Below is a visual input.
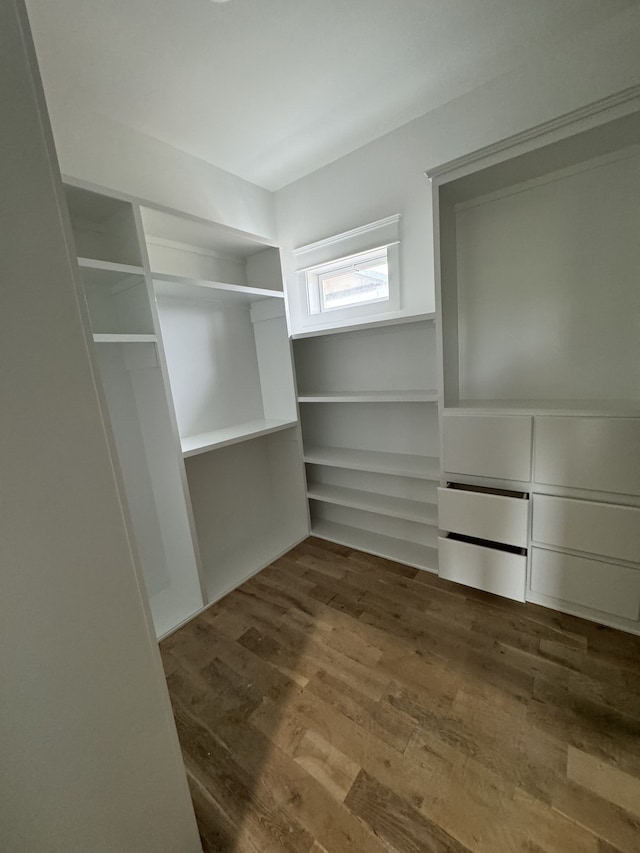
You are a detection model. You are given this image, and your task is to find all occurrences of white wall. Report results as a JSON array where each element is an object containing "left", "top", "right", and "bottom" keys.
[
  {"left": 48, "top": 101, "right": 277, "bottom": 243},
  {"left": 275, "top": 4, "right": 640, "bottom": 330},
  {"left": 0, "top": 4, "right": 201, "bottom": 851}
]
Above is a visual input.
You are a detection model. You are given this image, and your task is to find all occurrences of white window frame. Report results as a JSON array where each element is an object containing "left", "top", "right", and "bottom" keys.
[
  {"left": 292, "top": 215, "right": 402, "bottom": 331},
  {"left": 305, "top": 246, "right": 392, "bottom": 316}
]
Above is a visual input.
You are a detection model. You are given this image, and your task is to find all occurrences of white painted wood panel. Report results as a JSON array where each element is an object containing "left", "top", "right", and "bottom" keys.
[
  {"left": 532, "top": 494, "right": 640, "bottom": 564},
  {"left": 455, "top": 149, "right": 640, "bottom": 404},
  {"left": 534, "top": 416, "right": 640, "bottom": 496},
  {"left": 185, "top": 431, "right": 307, "bottom": 603},
  {"left": 311, "top": 519, "right": 439, "bottom": 573},
  {"left": 438, "top": 536, "right": 526, "bottom": 602},
  {"left": 530, "top": 547, "right": 640, "bottom": 620},
  {"left": 438, "top": 486, "right": 528, "bottom": 547},
  {"left": 95, "top": 344, "right": 204, "bottom": 637},
  {"left": 442, "top": 413, "right": 532, "bottom": 481},
  {"left": 293, "top": 320, "right": 436, "bottom": 396},
  {"left": 302, "top": 401, "right": 439, "bottom": 459}
]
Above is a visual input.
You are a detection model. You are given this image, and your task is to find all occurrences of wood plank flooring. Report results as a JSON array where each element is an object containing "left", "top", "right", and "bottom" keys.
[{"left": 160, "top": 537, "right": 640, "bottom": 853}]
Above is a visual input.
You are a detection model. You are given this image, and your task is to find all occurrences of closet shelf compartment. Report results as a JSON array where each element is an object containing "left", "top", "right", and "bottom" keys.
[
  {"left": 93, "top": 333, "right": 157, "bottom": 343},
  {"left": 307, "top": 482, "right": 437, "bottom": 524},
  {"left": 311, "top": 519, "right": 439, "bottom": 573},
  {"left": 181, "top": 418, "right": 298, "bottom": 457},
  {"left": 303, "top": 445, "right": 440, "bottom": 480},
  {"left": 298, "top": 390, "right": 437, "bottom": 403},
  {"left": 152, "top": 272, "right": 284, "bottom": 304}
]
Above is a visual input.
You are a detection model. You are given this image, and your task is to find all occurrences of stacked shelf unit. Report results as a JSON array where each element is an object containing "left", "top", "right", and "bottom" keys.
[
  {"left": 63, "top": 182, "right": 307, "bottom": 638},
  {"left": 292, "top": 316, "right": 440, "bottom": 571},
  {"left": 64, "top": 184, "right": 204, "bottom": 639},
  {"left": 430, "top": 99, "right": 640, "bottom": 632},
  {"left": 140, "top": 206, "right": 308, "bottom": 607}
]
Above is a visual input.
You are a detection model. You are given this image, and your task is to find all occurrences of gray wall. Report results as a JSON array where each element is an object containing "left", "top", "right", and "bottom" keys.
[{"left": 0, "top": 3, "right": 201, "bottom": 851}]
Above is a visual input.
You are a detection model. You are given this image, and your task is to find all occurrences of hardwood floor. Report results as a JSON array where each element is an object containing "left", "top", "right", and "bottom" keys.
[{"left": 160, "top": 537, "right": 640, "bottom": 853}]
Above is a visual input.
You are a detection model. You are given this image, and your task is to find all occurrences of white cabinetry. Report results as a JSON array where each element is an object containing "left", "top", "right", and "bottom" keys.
[
  {"left": 64, "top": 182, "right": 307, "bottom": 637},
  {"left": 293, "top": 317, "right": 440, "bottom": 571},
  {"left": 65, "top": 184, "right": 205, "bottom": 639},
  {"left": 429, "top": 101, "right": 640, "bottom": 633}
]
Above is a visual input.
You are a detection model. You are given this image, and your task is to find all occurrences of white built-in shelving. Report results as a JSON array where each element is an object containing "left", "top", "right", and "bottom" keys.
[
  {"left": 141, "top": 205, "right": 307, "bottom": 607},
  {"left": 181, "top": 418, "right": 298, "bottom": 457},
  {"left": 298, "top": 390, "right": 437, "bottom": 403},
  {"left": 311, "top": 519, "right": 439, "bottom": 573},
  {"left": 64, "top": 182, "right": 205, "bottom": 639},
  {"left": 303, "top": 445, "right": 440, "bottom": 480},
  {"left": 64, "top": 181, "right": 307, "bottom": 639},
  {"left": 294, "top": 317, "right": 440, "bottom": 571},
  {"left": 430, "top": 100, "right": 640, "bottom": 633}
]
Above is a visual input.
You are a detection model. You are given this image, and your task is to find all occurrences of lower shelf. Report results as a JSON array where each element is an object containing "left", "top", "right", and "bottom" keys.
[
  {"left": 303, "top": 444, "right": 439, "bottom": 480},
  {"left": 311, "top": 519, "right": 439, "bottom": 573},
  {"left": 307, "top": 482, "right": 436, "bottom": 524},
  {"left": 181, "top": 418, "right": 298, "bottom": 457}
]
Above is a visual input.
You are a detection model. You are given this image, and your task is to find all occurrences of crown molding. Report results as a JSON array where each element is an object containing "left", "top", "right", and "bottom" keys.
[
  {"left": 292, "top": 214, "right": 401, "bottom": 258},
  {"left": 425, "top": 84, "right": 640, "bottom": 183}
]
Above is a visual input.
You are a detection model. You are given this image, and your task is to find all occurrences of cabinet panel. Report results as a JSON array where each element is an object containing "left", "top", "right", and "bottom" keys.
[
  {"left": 442, "top": 413, "right": 532, "bottom": 481},
  {"left": 530, "top": 547, "right": 640, "bottom": 620},
  {"left": 438, "top": 536, "right": 526, "bottom": 602},
  {"left": 532, "top": 494, "right": 640, "bottom": 564},
  {"left": 534, "top": 416, "right": 640, "bottom": 496},
  {"left": 438, "top": 486, "right": 528, "bottom": 547}
]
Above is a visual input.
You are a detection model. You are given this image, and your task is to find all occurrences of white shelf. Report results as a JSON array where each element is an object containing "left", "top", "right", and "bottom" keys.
[
  {"left": 152, "top": 272, "right": 284, "bottom": 304},
  {"left": 307, "top": 482, "right": 437, "bottom": 524},
  {"left": 303, "top": 445, "right": 440, "bottom": 480},
  {"left": 93, "top": 333, "right": 157, "bottom": 343},
  {"left": 447, "top": 399, "right": 640, "bottom": 417},
  {"left": 291, "top": 312, "right": 436, "bottom": 339},
  {"left": 181, "top": 418, "right": 298, "bottom": 457},
  {"left": 311, "top": 519, "right": 439, "bottom": 573},
  {"left": 78, "top": 257, "right": 145, "bottom": 276},
  {"left": 298, "top": 390, "right": 437, "bottom": 403}
]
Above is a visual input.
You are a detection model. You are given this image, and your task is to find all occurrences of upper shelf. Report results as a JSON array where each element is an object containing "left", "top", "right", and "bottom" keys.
[
  {"left": 298, "top": 390, "right": 438, "bottom": 403},
  {"left": 152, "top": 273, "right": 284, "bottom": 305},
  {"left": 78, "top": 257, "right": 145, "bottom": 287},
  {"left": 181, "top": 418, "right": 298, "bottom": 458}
]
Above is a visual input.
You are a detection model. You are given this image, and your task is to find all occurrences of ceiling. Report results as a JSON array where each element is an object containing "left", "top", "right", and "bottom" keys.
[{"left": 26, "top": 0, "right": 638, "bottom": 191}]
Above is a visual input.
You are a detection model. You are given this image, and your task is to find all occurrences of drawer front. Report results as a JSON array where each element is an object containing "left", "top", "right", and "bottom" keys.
[
  {"left": 442, "top": 414, "right": 532, "bottom": 482},
  {"left": 438, "top": 536, "right": 526, "bottom": 602},
  {"left": 534, "top": 417, "right": 640, "bottom": 496},
  {"left": 438, "top": 486, "right": 528, "bottom": 547},
  {"left": 530, "top": 547, "right": 640, "bottom": 621},
  {"left": 532, "top": 494, "right": 640, "bottom": 564}
]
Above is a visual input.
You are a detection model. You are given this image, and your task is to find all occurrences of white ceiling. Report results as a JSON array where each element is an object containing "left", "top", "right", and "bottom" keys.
[{"left": 26, "top": 0, "right": 638, "bottom": 191}]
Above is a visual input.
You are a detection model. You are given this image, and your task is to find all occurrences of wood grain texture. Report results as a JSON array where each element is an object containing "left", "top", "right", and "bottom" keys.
[{"left": 161, "top": 536, "right": 640, "bottom": 852}]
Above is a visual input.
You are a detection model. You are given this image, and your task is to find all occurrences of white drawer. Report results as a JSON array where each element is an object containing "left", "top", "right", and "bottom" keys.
[
  {"left": 534, "top": 416, "right": 640, "bottom": 496},
  {"left": 438, "top": 536, "right": 526, "bottom": 602},
  {"left": 438, "top": 485, "right": 528, "bottom": 548},
  {"left": 530, "top": 547, "right": 640, "bottom": 621},
  {"left": 532, "top": 494, "right": 640, "bottom": 565},
  {"left": 442, "top": 413, "right": 532, "bottom": 482}
]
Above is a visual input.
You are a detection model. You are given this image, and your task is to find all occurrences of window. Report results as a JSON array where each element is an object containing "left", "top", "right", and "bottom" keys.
[
  {"left": 292, "top": 214, "right": 401, "bottom": 330},
  {"left": 306, "top": 247, "right": 390, "bottom": 315}
]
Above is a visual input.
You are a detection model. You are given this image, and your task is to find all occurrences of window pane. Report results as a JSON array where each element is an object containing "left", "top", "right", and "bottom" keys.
[{"left": 319, "top": 256, "right": 389, "bottom": 311}]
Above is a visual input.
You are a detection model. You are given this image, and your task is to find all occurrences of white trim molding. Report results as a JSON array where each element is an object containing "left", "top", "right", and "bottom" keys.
[
  {"left": 425, "top": 85, "right": 640, "bottom": 185},
  {"left": 292, "top": 214, "right": 401, "bottom": 271}
]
